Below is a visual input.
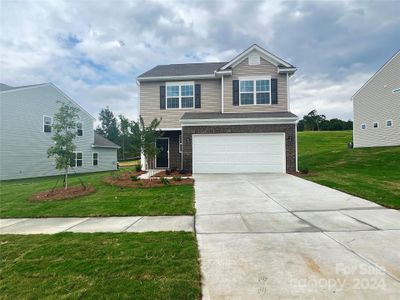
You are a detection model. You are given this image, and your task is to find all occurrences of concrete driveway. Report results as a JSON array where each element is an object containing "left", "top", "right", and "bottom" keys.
[{"left": 195, "top": 174, "right": 400, "bottom": 299}]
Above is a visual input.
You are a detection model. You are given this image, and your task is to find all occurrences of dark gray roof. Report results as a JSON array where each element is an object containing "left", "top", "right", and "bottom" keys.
[
  {"left": 0, "top": 83, "right": 48, "bottom": 92},
  {"left": 137, "top": 62, "right": 228, "bottom": 78},
  {"left": 0, "top": 83, "right": 14, "bottom": 91},
  {"left": 181, "top": 111, "right": 298, "bottom": 120},
  {"left": 93, "top": 132, "right": 120, "bottom": 149}
]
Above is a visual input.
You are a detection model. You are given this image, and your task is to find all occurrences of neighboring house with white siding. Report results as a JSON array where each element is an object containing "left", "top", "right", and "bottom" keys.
[
  {"left": 0, "top": 83, "right": 119, "bottom": 180},
  {"left": 352, "top": 51, "right": 400, "bottom": 148}
]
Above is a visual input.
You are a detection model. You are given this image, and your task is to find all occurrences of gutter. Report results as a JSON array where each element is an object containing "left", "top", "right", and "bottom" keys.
[
  {"left": 181, "top": 117, "right": 298, "bottom": 127},
  {"left": 137, "top": 74, "right": 217, "bottom": 82}
]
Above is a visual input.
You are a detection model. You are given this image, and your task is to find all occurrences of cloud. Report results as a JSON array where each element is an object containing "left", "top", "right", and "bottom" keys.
[{"left": 1, "top": 0, "right": 399, "bottom": 121}]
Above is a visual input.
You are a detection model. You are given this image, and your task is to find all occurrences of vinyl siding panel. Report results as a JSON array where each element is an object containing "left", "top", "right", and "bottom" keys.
[
  {"left": 353, "top": 53, "right": 400, "bottom": 147},
  {"left": 0, "top": 85, "right": 117, "bottom": 180},
  {"left": 140, "top": 79, "right": 221, "bottom": 128},
  {"left": 223, "top": 55, "right": 288, "bottom": 112}
]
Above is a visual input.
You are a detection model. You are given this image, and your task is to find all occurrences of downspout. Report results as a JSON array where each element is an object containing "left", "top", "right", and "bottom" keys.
[
  {"left": 221, "top": 75, "right": 224, "bottom": 113},
  {"left": 137, "top": 79, "right": 146, "bottom": 171},
  {"left": 287, "top": 73, "right": 290, "bottom": 111}
]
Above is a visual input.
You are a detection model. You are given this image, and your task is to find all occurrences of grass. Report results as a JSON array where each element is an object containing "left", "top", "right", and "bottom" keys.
[
  {"left": 0, "top": 232, "right": 201, "bottom": 299},
  {"left": 0, "top": 169, "right": 195, "bottom": 218},
  {"left": 298, "top": 130, "right": 400, "bottom": 208}
]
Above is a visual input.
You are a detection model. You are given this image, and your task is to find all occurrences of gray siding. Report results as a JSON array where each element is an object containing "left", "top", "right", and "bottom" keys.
[
  {"left": 0, "top": 84, "right": 117, "bottom": 180},
  {"left": 353, "top": 52, "right": 400, "bottom": 148},
  {"left": 223, "top": 54, "right": 288, "bottom": 112},
  {"left": 140, "top": 79, "right": 221, "bottom": 128}
]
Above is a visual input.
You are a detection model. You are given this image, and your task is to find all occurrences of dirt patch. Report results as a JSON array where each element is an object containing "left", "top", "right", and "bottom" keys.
[
  {"left": 302, "top": 255, "right": 322, "bottom": 274},
  {"left": 104, "top": 171, "right": 193, "bottom": 188},
  {"left": 30, "top": 185, "right": 95, "bottom": 202},
  {"left": 288, "top": 171, "right": 317, "bottom": 178},
  {"left": 152, "top": 170, "right": 192, "bottom": 177}
]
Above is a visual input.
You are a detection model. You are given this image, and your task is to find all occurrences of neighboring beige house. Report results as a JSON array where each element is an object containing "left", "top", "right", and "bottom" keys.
[
  {"left": 352, "top": 51, "right": 400, "bottom": 148},
  {"left": 0, "top": 83, "right": 119, "bottom": 180},
  {"left": 137, "top": 44, "right": 298, "bottom": 173}
]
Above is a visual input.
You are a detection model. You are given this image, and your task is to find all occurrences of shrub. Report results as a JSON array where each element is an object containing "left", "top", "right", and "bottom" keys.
[
  {"left": 130, "top": 175, "right": 139, "bottom": 181},
  {"left": 179, "top": 168, "right": 188, "bottom": 175},
  {"left": 134, "top": 164, "right": 142, "bottom": 172},
  {"left": 111, "top": 171, "right": 121, "bottom": 179},
  {"left": 299, "top": 166, "right": 309, "bottom": 174},
  {"left": 172, "top": 176, "right": 182, "bottom": 181},
  {"left": 165, "top": 168, "right": 171, "bottom": 175},
  {"left": 160, "top": 177, "right": 170, "bottom": 185}
]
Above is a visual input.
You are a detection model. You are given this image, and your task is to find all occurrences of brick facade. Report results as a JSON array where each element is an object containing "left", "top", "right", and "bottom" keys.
[{"left": 182, "top": 124, "right": 297, "bottom": 172}]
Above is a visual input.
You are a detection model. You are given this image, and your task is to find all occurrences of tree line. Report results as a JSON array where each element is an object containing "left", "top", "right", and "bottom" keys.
[{"left": 297, "top": 110, "right": 353, "bottom": 131}]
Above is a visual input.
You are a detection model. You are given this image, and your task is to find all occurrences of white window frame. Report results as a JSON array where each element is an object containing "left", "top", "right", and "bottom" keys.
[
  {"left": 43, "top": 115, "right": 53, "bottom": 133},
  {"left": 179, "top": 135, "right": 183, "bottom": 153},
  {"left": 70, "top": 151, "right": 83, "bottom": 168},
  {"left": 239, "top": 76, "right": 271, "bottom": 106},
  {"left": 373, "top": 122, "right": 379, "bottom": 128},
  {"left": 92, "top": 152, "right": 99, "bottom": 166},
  {"left": 166, "top": 81, "right": 195, "bottom": 110},
  {"left": 386, "top": 119, "right": 393, "bottom": 128},
  {"left": 361, "top": 123, "right": 367, "bottom": 130},
  {"left": 76, "top": 121, "right": 83, "bottom": 136}
]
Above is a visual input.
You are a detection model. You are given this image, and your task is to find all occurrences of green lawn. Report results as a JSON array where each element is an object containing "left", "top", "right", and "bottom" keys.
[
  {"left": 298, "top": 130, "right": 400, "bottom": 208},
  {"left": 0, "top": 170, "right": 195, "bottom": 218},
  {"left": 0, "top": 232, "right": 201, "bottom": 299}
]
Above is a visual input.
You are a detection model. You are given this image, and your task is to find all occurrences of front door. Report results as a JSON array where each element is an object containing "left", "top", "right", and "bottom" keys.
[{"left": 156, "top": 138, "right": 169, "bottom": 168}]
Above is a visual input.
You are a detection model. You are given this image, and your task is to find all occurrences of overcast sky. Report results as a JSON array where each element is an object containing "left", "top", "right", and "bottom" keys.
[{"left": 1, "top": 0, "right": 399, "bottom": 121}]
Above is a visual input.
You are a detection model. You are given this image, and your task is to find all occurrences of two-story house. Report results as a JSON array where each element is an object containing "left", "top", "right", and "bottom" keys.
[
  {"left": 138, "top": 44, "right": 298, "bottom": 173},
  {"left": 352, "top": 50, "right": 400, "bottom": 148},
  {"left": 0, "top": 83, "right": 119, "bottom": 180}
]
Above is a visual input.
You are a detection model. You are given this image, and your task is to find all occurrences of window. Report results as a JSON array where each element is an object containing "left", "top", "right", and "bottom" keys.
[
  {"left": 179, "top": 135, "right": 183, "bottom": 153},
  {"left": 239, "top": 78, "right": 270, "bottom": 105},
  {"left": 361, "top": 123, "right": 367, "bottom": 130},
  {"left": 77, "top": 122, "right": 83, "bottom": 136},
  {"left": 92, "top": 152, "right": 98, "bottom": 166},
  {"left": 392, "top": 87, "right": 400, "bottom": 94},
  {"left": 166, "top": 82, "right": 194, "bottom": 109},
  {"left": 70, "top": 152, "right": 83, "bottom": 167},
  {"left": 373, "top": 122, "right": 379, "bottom": 128},
  {"left": 386, "top": 119, "right": 393, "bottom": 128},
  {"left": 43, "top": 116, "right": 52, "bottom": 133}
]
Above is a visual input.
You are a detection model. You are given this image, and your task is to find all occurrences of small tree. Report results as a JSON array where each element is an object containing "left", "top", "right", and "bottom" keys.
[
  {"left": 303, "top": 109, "right": 326, "bottom": 131},
  {"left": 131, "top": 116, "right": 162, "bottom": 172},
  {"left": 119, "top": 114, "right": 130, "bottom": 160},
  {"left": 47, "top": 102, "right": 79, "bottom": 189}
]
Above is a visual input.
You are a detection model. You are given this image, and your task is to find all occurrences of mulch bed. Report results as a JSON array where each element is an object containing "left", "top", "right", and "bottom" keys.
[
  {"left": 152, "top": 170, "right": 192, "bottom": 177},
  {"left": 104, "top": 171, "right": 194, "bottom": 188},
  {"left": 30, "top": 185, "right": 95, "bottom": 202}
]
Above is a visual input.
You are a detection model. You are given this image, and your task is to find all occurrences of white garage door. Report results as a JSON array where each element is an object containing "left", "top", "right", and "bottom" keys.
[{"left": 193, "top": 133, "right": 286, "bottom": 173}]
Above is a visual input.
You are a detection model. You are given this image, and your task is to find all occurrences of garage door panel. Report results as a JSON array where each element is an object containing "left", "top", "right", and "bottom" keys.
[{"left": 193, "top": 133, "right": 285, "bottom": 173}]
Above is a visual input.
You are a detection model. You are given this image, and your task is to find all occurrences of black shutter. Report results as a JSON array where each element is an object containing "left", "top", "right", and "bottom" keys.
[
  {"left": 195, "top": 84, "right": 201, "bottom": 108},
  {"left": 160, "top": 85, "right": 166, "bottom": 109},
  {"left": 232, "top": 80, "right": 239, "bottom": 106},
  {"left": 271, "top": 78, "right": 278, "bottom": 104}
]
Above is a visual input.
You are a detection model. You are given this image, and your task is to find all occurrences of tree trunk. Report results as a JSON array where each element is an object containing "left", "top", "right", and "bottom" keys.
[{"left": 64, "top": 167, "right": 68, "bottom": 190}]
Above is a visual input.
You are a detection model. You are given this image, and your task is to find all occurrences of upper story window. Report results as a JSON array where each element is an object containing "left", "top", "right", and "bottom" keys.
[
  {"left": 166, "top": 82, "right": 194, "bottom": 109},
  {"left": 239, "top": 77, "right": 270, "bottom": 105},
  {"left": 43, "top": 116, "right": 52, "bottom": 133},
  {"left": 373, "top": 122, "right": 379, "bottom": 128},
  {"left": 76, "top": 121, "right": 83, "bottom": 136},
  {"left": 361, "top": 123, "right": 367, "bottom": 130},
  {"left": 386, "top": 119, "right": 393, "bottom": 128}
]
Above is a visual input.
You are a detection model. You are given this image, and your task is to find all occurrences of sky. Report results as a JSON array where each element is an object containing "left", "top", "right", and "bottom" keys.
[{"left": 1, "top": 0, "right": 399, "bottom": 122}]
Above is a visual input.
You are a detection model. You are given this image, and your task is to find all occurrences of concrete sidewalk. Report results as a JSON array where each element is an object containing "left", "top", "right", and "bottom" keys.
[{"left": 0, "top": 216, "right": 194, "bottom": 234}]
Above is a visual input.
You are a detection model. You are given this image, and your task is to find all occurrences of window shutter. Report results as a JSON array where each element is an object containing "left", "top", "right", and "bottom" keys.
[
  {"left": 232, "top": 80, "right": 239, "bottom": 106},
  {"left": 195, "top": 84, "right": 201, "bottom": 108},
  {"left": 160, "top": 85, "right": 166, "bottom": 109},
  {"left": 271, "top": 78, "right": 278, "bottom": 104}
]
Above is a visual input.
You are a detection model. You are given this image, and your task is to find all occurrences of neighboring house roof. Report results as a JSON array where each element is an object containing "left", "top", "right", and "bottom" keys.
[
  {"left": 181, "top": 111, "right": 298, "bottom": 120},
  {"left": 351, "top": 50, "right": 400, "bottom": 100},
  {"left": 137, "top": 44, "right": 296, "bottom": 81},
  {"left": 0, "top": 82, "right": 95, "bottom": 120},
  {"left": 93, "top": 132, "right": 120, "bottom": 149}
]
